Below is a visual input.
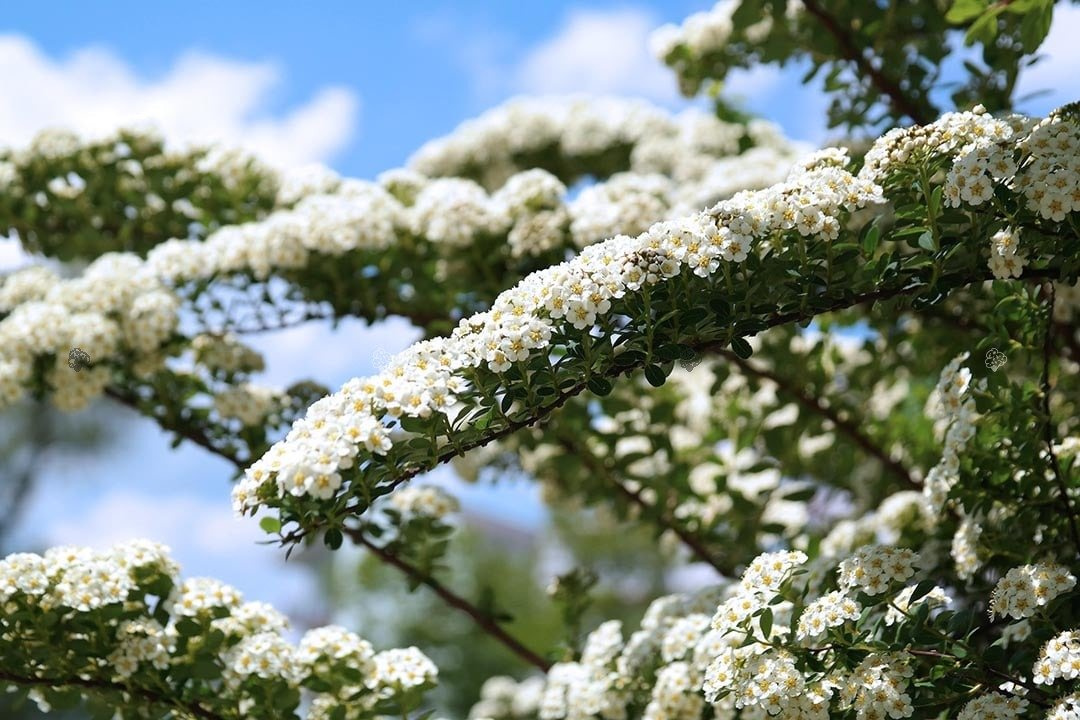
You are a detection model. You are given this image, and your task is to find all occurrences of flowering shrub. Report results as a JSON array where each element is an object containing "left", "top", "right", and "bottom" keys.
[
  {"left": 1, "top": 1, "right": 1079, "bottom": 718},
  {"left": 0, "top": 540, "right": 437, "bottom": 719}
]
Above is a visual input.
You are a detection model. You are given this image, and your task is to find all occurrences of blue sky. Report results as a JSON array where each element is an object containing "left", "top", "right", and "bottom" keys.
[
  {"left": 2, "top": 1, "right": 1079, "bottom": 619},
  {"left": 3, "top": 1, "right": 716, "bottom": 176}
]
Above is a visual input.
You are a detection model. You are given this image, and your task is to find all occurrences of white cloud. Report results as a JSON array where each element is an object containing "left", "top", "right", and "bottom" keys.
[
  {"left": 417, "top": 7, "right": 827, "bottom": 142},
  {"left": 1015, "top": 3, "right": 1080, "bottom": 114},
  {"left": 0, "top": 34, "right": 360, "bottom": 168},
  {"left": 514, "top": 8, "right": 680, "bottom": 103}
]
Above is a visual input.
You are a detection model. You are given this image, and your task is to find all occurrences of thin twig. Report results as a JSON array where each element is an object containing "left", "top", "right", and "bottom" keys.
[
  {"left": 103, "top": 387, "right": 244, "bottom": 467},
  {"left": 343, "top": 527, "right": 552, "bottom": 672},
  {"left": 107, "top": 387, "right": 552, "bottom": 673},
  {"left": 0, "top": 670, "right": 223, "bottom": 720},
  {"left": 716, "top": 349, "right": 919, "bottom": 490},
  {"left": 553, "top": 432, "right": 735, "bottom": 576},
  {"left": 904, "top": 649, "right": 1049, "bottom": 705},
  {"left": 800, "top": 0, "right": 933, "bottom": 125},
  {"left": 1040, "top": 283, "right": 1080, "bottom": 553}
]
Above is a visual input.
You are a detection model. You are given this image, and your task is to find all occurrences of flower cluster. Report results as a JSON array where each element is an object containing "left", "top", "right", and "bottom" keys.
[
  {"left": 862, "top": 106, "right": 1013, "bottom": 180},
  {"left": 407, "top": 96, "right": 780, "bottom": 189},
  {"left": 923, "top": 352, "right": 982, "bottom": 514},
  {"left": 702, "top": 551, "right": 809, "bottom": 712},
  {"left": 884, "top": 584, "right": 952, "bottom": 626},
  {"left": 469, "top": 676, "right": 546, "bottom": 720},
  {"left": 236, "top": 132, "right": 891, "bottom": 519},
  {"left": 1048, "top": 692, "right": 1080, "bottom": 720},
  {"left": 469, "top": 530, "right": 1067, "bottom": 720},
  {"left": 837, "top": 545, "right": 919, "bottom": 595},
  {"left": 989, "top": 563, "right": 1077, "bottom": 620},
  {"left": 837, "top": 653, "right": 915, "bottom": 720},
  {"left": 214, "top": 382, "right": 287, "bottom": 427},
  {"left": 988, "top": 227, "right": 1026, "bottom": 280},
  {"left": 956, "top": 692, "right": 1028, "bottom": 720},
  {"left": 1033, "top": 630, "right": 1080, "bottom": 685},
  {"left": 0, "top": 540, "right": 438, "bottom": 719},
  {"left": 0, "top": 126, "right": 281, "bottom": 260},
  {"left": 648, "top": 2, "right": 793, "bottom": 86},
  {"left": 370, "top": 646, "right": 439, "bottom": 695},
  {"left": 1014, "top": 114, "right": 1080, "bottom": 222},
  {"left": 389, "top": 485, "right": 460, "bottom": 519},
  {"left": 0, "top": 255, "right": 180, "bottom": 410},
  {"left": 796, "top": 590, "right": 861, "bottom": 641},
  {"left": 539, "top": 620, "right": 629, "bottom": 720},
  {"left": 192, "top": 332, "right": 267, "bottom": 374},
  {"left": 819, "top": 491, "right": 931, "bottom": 560}
]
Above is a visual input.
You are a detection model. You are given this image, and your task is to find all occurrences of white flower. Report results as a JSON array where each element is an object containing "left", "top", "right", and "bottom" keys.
[
  {"left": 837, "top": 545, "right": 919, "bottom": 595},
  {"left": 1033, "top": 630, "right": 1080, "bottom": 685},
  {"left": 370, "top": 646, "right": 439, "bottom": 694},
  {"left": 796, "top": 590, "right": 861, "bottom": 640},
  {"left": 956, "top": 692, "right": 1028, "bottom": 720},
  {"left": 990, "top": 563, "right": 1076, "bottom": 620}
]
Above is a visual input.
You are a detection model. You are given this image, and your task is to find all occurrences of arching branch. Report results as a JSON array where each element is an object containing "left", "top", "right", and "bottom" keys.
[
  {"left": 103, "top": 384, "right": 551, "bottom": 673},
  {"left": 316, "top": 266, "right": 1059, "bottom": 533}
]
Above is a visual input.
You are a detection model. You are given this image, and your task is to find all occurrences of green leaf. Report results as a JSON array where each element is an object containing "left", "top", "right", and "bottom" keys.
[
  {"left": 259, "top": 516, "right": 281, "bottom": 534},
  {"left": 324, "top": 528, "right": 343, "bottom": 550},
  {"left": 191, "top": 659, "right": 222, "bottom": 679},
  {"left": 782, "top": 486, "right": 817, "bottom": 502},
  {"left": 587, "top": 377, "right": 613, "bottom": 396},
  {"left": 644, "top": 364, "right": 667, "bottom": 387},
  {"left": 175, "top": 617, "right": 202, "bottom": 637},
  {"left": 474, "top": 408, "right": 494, "bottom": 430},
  {"left": 730, "top": 337, "right": 753, "bottom": 359},
  {"left": 909, "top": 580, "right": 938, "bottom": 603},
  {"left": 1019, "top": 2, "right": 1053, "bottom": 52},
  {"left": 966, "top": 7, "right": 1003, "bottom": 45},
  {"left": 759, "top": 607, "right": 773, "bottom": 638},
  {"left": 946, "top": 0, "right": 989, "bottom": 24}
]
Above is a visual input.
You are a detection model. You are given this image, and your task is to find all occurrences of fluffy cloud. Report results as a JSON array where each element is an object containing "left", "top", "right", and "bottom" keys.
[
  {"left": 0, "top": 34, "right": 359, "bottom": 168},
  {"left": 514, "top": 8, "right": 681, "bottom": 103}
]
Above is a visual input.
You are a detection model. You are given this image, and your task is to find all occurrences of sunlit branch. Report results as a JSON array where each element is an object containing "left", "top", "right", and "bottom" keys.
[{"left": 343, "top": 526, "right": 552, "bottom": 672}]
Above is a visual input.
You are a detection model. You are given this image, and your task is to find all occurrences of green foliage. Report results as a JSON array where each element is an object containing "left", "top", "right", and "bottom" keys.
[{"left": 0, "top": 129, "right": 279, "bottom": 261}]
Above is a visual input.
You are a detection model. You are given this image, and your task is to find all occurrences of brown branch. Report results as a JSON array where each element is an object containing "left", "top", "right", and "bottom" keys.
[
  {"left": 104, "top": 387, "right": 553, "bottom": 675},
  {"left": 103, "top": 387, "right": 244, "bottom": 468},
  {"left": 342, "top": 527, "right": 551, "bottom": 672},
  {"left": 904, "top": 649, "right": 1050, "bottom": 706},
  {"left": 552, "top": 432, "right": 735, "bottom": 576},
  {"left": 714, "top": 349, "right": 919, "bottom": 491},
  {"left": 0, "top": 670, "right": 224, "bottom": 720},
  {"left": 800, "top": 0, "right": 933, "bottom": 125},
  {"left": 1040, "top": 283, "right": 1080, "bottom": 553}
]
